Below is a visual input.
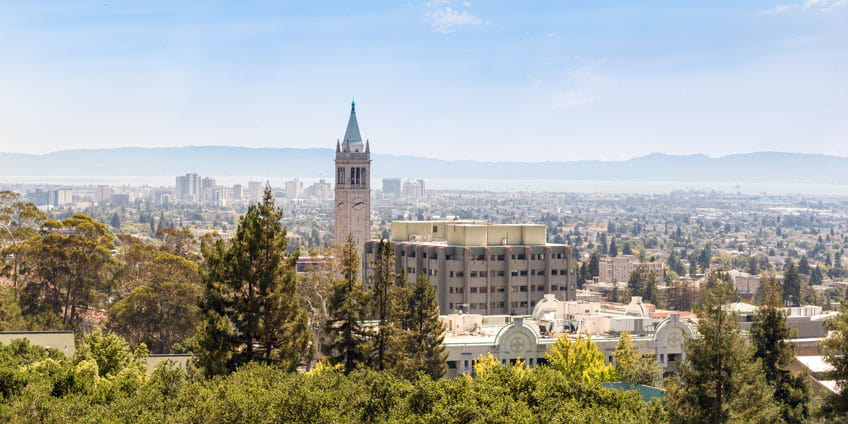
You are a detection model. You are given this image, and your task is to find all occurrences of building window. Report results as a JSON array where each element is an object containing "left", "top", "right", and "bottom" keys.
[
  {"left": 520, "top": 270, "right": 528, "bottom": 276},
  {"left": 447, "top": 361, "right": 457, "bottom": 369}
]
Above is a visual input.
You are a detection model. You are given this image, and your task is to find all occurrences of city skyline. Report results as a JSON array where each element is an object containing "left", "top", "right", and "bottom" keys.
[{"left": 1, "top": 1, "right": 846, "bottom": 161}]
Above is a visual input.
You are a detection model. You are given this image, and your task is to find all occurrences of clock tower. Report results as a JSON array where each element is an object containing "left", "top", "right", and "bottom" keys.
[{"left": 334, "top": 101, "right": 371, "bottom": 253}]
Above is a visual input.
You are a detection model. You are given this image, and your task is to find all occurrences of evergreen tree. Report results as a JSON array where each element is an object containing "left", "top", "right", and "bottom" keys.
[
  {"left": 622, "top": 241, "right": 633, "bottom": 256},
  {"left": 750, "top": 274, "right": 810, "bottom": 424},
  {"left": 810, "top": 266, "right": 824, "bottom": 285},
  {"left": 598, "top": 233, "right": 608, "bottom": 255},
  {"left": 398, "top": 273, "right": 447, "bottom": 380},
  {"left": 798, "top": 256, "right": 810, "bottom": 275},
  {"left": 666, "top": 274, "right": 780, "bottom": 424},
  {"left": 667, "top": 278, "right": 694, "bottom": 312},
  {"left": 369, "top": 238, "right": 402, "bottom": 371},
  {"left": 614, "top": 332, "right": 662, "bottom": 386},
  {"left": 822, "top": 301, "right": 848, "bottom": 420},
  {"left": 588, "top": 252, "right": 600, "bottom": 278},
  {"left": 783, "top": 263, "right": 801, "bottom": 306},
  {"left": 109, "top": 213, "right": 121, "bottom": 229},
  {"left": 608, "top": 237, "right": 618, "bottom": 257},
  {"left": 323, "top": 235, "right": 369, "bottom": 374},
  {"left": 197, "top": 187, "right": 312, "bottom": 375}
]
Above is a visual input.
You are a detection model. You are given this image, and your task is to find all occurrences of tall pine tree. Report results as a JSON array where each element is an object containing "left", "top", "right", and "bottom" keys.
[
  {"left": 197, "top": 186, "right": 312, "bottom": 375},
  {"left": 323, "top": 235, "right": 370, "bottom": 374},
  {"left": 783, "top": 262, "right": 801, "bottom": 307},
  {"left": 750, "top": 274, "right": 810, "bottom": 424},
  {"left": 400, "top": 272, "right": 447, "bottom": 380},
  {"left": 666, "top": 274, "right": 780, "bottom": 424},
  {"left": 369, "top": 238, "right": 402, "bottom": 371}
]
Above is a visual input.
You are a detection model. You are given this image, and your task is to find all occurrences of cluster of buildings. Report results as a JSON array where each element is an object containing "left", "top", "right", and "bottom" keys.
[
  {"left": 175, "top": 174, "right": 332, "bottom": 206},
  {"left": 381, "top": 178, "right": 426, "bottom": 199}
]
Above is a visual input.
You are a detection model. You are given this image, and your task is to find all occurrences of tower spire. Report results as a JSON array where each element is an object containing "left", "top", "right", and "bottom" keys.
[{"left": 342, "top": 100, "right": 362, "bottom": 148}]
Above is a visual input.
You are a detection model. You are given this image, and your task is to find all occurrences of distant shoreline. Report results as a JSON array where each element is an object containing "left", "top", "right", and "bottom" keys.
[{"left": 2, "top": 176, "right": 847, "bottom": 196}]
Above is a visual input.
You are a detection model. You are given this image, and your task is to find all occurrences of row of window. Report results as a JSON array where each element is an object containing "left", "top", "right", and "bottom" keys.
[
  {"left": 451, "top": 284, "right": 568, "bottom": 294},
  {"left": 401, "top": 252, "right": 569, "bottom": 261},
  {"left": 447, "top": 357, "right": 550, "bottom": 371},
  {"left": 446, "top": 269, "right": 570, "bottom": 278}
]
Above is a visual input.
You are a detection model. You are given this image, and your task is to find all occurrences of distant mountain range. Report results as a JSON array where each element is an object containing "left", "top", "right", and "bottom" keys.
[{"left": 0, "top": 147, "right": 846, "bottom": 184}]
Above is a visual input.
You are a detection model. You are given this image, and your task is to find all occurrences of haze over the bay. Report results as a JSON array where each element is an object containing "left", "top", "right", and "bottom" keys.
[{"left": 1, "top": 1, "right": 847, "bottom": 162}]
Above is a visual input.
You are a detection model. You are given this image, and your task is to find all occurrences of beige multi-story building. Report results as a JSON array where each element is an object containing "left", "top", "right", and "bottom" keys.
[
  {"left": 334, "top": 101, "right": 371, "bottom": 254},
  {"left": 365, "top": 220, "right": 577, "bottom": 315},
  {"left": 598, "top": 255, "right": 663, "bottom": 284}
]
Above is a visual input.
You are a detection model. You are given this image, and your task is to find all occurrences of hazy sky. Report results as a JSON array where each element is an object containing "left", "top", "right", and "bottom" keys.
[{"left": 0, "top": 0, "right": 846, "bottom": 162}]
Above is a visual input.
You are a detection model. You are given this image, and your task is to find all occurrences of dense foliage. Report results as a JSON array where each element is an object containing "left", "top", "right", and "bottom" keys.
[{"left": 0, "top": 337, "right": 664, "bottom": 424}]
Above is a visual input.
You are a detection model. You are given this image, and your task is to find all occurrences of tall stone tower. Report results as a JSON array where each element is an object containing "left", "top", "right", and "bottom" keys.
[{"left": 334, "top": 101, "right": 371, "bottom": 252}]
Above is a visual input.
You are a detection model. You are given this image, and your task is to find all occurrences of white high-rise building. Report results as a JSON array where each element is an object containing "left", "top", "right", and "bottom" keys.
[
  {"left": 175, "top": 173, "right": 201, "bottom": 203},
  {"left": 248, "top": 181, "right": 263, "bottom": 203},
  {"left": 285, "top": 178, "right": 303, "bottom": 199}
]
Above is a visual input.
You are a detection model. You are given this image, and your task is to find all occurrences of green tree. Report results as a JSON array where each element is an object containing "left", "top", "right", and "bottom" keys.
[
  {"left": 0, "top": 287, "right": 25, "bottom": 331},
  {"left": 20, "top": 214, "right": 115, "bottom": 330},
  {"left": 609, "top": 237, "right": 618, "bottom": 257},
  {"left": 614, "top": 332, "right": 662, "bottom": 386},
  {"left": 822, "top": 301, "right": 848, "bottom": 421},
  {"left": 323, "top": 235, "right": 370, "bottom": 374},
  {"left": 798, "top": 256, "right": 810, "bottom": 275},
  {"left": 398, "top": 272, "right": 447, "bottom": 380},
  {"left": 783, "top": 263, "right": 801, "bottom": 306},
  {"left": 666, "top": 274, "right": 780, "bottom": 424},
  {"left": 750, "top": 274, "right": 810, "bottom": 424},
  {"left": 588, "top": 252, "right": 600, "bottom": 278},
  {"left": 107, "top": 253, "right": 202, "bottom": 354},
  {"left": 196, "top": 187, "right": 312, "bottom": 375},
  {"left": 369, "top": 238, "right": 404, "bottom": 371},
  {"left": 546, "top": 334, "right": 616, "bottom": 384},
  {"left": 0, "top": 192, "right": 45, "bottom": 292}
]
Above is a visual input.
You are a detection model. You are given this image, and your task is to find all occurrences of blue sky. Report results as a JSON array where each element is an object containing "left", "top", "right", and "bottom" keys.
[{"left": 0, "top": 0, "right": 846, "bottom": 161}]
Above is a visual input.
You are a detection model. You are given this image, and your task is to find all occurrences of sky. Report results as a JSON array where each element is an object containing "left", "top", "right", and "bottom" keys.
[{"left": 0, "top": 0, "right": 846, "bottom": 162}]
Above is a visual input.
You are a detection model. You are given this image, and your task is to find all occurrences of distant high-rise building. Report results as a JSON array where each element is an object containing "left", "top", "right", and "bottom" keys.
[
  {"left": 175, "top": 173, "right": 201, "bottom": 203},
  {"left": 26, "top": 189, "right": 49, "bottom": 206},
  {"left": 248, "top": 181, "right": 263, "bottom": 203},
  {"left": 402, "top": 179, "right": 423, "bottom": 199},
  {"left": 49, "top": 188, "right": 73, "bottom": 207},
  {"left": 232, "top": 184, "right": 244, "bottom": 201},
  {"left": 382, "top": 178, "right": 401, "bottom": 198},
  {"left": 95, "top": 185, "right": 112, "bottom": 204},
  {"left": 201, "top": 177, "right": 217, "bottom": 202},
  {"left": 305, "top": 179, "right": 332, "bottom": 201},
  {"left": 334, "top": 101, "right": 371, "bottom": 252},
  {"left": 285, "top": 178, "right": 304, "bottom": 199}
]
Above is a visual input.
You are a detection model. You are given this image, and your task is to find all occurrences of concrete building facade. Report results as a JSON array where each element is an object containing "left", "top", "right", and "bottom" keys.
[
  {"left": 440, "top": 295, "right": 694, "bottom": 378},
  {"left": 365, "top": 220, "right": 577, "bottom": 315},
  {"left": 334, "top": 101, "right": 372, "bottom": 252},
  {"left": 598, "top": 255, "right": 663, "bottom": 284}
]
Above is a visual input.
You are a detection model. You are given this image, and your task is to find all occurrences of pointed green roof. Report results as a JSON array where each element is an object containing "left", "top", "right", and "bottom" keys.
[{"left": 342, "top": 101, "right": 362, "bottom": 145}]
